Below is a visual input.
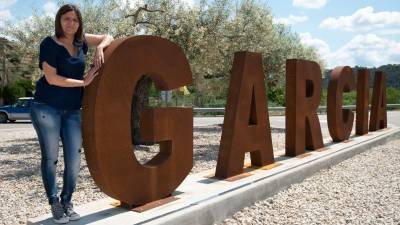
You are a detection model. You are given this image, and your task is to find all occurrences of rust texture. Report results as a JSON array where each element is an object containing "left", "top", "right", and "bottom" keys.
[
  {"left": 355, "top": 69, "right": 369, "bottom": 135},
  {"left": 131, "top": 196, "right": 179, "bottom": 213},
  {"left": 327, "top": 66, "right": 355, "bottom": 142},
  {"left": 369, "top": 71, "right": 387, "bottom": 131},
  {"left": 215, "top": 51, "right": 274, "bottom": 178},
  {"left": 82, "top": 36, "right": 193, "bottom": 206},
  {"left": 285, "top": 59, "right": 324, "bottom": 156}
]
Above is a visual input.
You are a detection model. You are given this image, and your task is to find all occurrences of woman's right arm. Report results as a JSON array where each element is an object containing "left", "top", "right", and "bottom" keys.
[{"left": 42, "top": 61, "right": 98, "bottom": 87}]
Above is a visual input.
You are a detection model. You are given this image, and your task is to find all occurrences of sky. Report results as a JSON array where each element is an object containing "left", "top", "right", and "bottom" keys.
[{"left": 1, "top": 0, "right": 400, "bottom": 69}]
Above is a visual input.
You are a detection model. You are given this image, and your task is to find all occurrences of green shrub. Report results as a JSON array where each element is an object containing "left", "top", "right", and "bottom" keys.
[
  {"left": 387, "top": 88, "right": 400, "bottom": 104},
  {"left": 267, "top": 86, "right": 285, "bottom": 106},
  {"left": 320, "top": 88, "right": 400, "bottom": 106},
  {"left": 148, "top": 82, "right": 160, "bottom": 99},
  {"left": 342, "top": 91, "right": 357, "bottom": 105},
  {"left": 14, "top": 79, "right": 35, "bottom": 97},
  {"left": 2, "top": 84, "right": 26, "bottom": 105},
  {"left": 1, "top": 79, "right": 36, "bottom": 105}
]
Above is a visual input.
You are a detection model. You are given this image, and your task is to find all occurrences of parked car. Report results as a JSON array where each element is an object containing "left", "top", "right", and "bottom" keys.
[{"left": 0, "top": 97, "right": 34, "bottom": 123}]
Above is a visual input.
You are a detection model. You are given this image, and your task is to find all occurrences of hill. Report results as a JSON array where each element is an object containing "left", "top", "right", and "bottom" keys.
[{"left": 323, "top": 64, "right": 400, "bottom": 88}]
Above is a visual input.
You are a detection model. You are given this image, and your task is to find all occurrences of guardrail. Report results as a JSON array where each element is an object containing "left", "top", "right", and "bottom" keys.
[{"left": 193, "top": 104, "right": 400, "bottom": 114}]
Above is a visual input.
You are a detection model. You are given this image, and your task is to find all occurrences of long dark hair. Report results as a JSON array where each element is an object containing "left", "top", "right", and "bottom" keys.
[{"left": 54, "top": 4, "right": 84, "bottom": 43}]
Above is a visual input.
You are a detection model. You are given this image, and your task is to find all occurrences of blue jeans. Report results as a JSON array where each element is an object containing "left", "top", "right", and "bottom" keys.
[{"left": 30, "top": 102, "right": 82, "bottom": 205}]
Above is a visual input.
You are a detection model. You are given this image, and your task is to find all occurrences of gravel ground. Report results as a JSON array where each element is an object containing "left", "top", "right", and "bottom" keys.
[
  {"left": 221, "top": 139, "right": 400, "bottom": 225},
  {"left": 0, "top": 125, "right": 291, "bottom": 224},
  {"left": 0, "top": 123, "right": 374, "bottom": 225}
]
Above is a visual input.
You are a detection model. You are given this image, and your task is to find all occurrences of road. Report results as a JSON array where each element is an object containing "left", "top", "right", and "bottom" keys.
[
  {"left": 1, "top": 111, "right": 399, "bottom": 130},
  {"left": 194, "top": 111, "right": 400, "bottom": 128}
]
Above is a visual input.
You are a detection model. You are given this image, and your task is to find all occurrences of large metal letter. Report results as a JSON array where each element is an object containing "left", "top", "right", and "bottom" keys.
[
  {"left": 369, "top": 71, "right": 387, "bottom": 131},
  {"left": 356, "top": 69, "right": 369, "bottom": 135},
  {"left": 327, "top": 66, "right": 355, "bottom": 142},
  {"left": 82, "top": 36, "right": 193, "bottom": 206},
  {"left": 285, "top": 59, "right": 323, "bottom": 156},
  {"left": 215, "top": 52, "right": 274, "bottom": 178}
]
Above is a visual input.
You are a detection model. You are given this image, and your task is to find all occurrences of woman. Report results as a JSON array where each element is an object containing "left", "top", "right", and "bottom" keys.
[{"left": 31, "top": 4, "right": 113, "bottom": 224}]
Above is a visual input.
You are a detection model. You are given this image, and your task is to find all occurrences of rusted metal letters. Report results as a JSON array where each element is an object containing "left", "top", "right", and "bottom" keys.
[
  {"left": 369, "top": 71, "right": 387, "bottom": 131},
  {"left": 356, "top": 69, "right": 369, "bottom": 135},
  {"left": 82, "top": 36, "right": 193, "bottom": 206},
  {"left": 215, "top": 52, "right": 274, "bottom": 178},
  {"left": 81, "top": 35, "right": 389, "bottom": 207},
  {"left": 327, "top": 66, "right": 355, "bottom": 142},
  {"left": 285, "top": 59, "right": 324, "bottom": 156}
]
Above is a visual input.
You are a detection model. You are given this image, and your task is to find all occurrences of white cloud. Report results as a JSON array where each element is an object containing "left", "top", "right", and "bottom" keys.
[
  {"left": 180, "top": 0, "right": 195, "bottom": 7},
  {"left": 0, "top": 0, "right": 16, "bottom": 27},
  {"left": 118, "top": 0, "right": 194, "bottom": 9},
  {"left": 274, "top": 15, "right": 308, "bottom": 25},
  {"left": 299, "top": 32, "right": 330, "bottom": 57},
  {"left": 328, "top": 34, "right": 400, "bottom": 68},
  {"left": 320, "top": 6, "right": 400, "bottom": 32},
  {"left": 0, "top": 9, "right": 12, "bottom": 27},
  {"left": 0, "top": 0, "right": 16, "bottom": 10},
  {"left": 43, "top": 1, "right": 57, "bottom": 17},
  {"left": 292, "top": 0, "right": 327, "bottom": 9},
  {"left": 377, "top": 28, "right": 400, "bottom": 36},
  {"left": 123, "top": 0, "right": 145, "bottom": 8},
  {"left": 0, "top": 9, "right": 12, "bottom": 20},
  {"left": 299, "top": 33, "right": 400, "bottom": 68}
]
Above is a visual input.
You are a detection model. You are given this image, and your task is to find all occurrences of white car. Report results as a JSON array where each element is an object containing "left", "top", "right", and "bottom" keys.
[{"left": 0, "top": 97, "right": 33, "bottom": 123}]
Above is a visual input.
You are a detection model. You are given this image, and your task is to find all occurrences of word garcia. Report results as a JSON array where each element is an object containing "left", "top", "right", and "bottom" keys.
[{"left": 82, "top": 36, "right": 387, "bottom": 206}]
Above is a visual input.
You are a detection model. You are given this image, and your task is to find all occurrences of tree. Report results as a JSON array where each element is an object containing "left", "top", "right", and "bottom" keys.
[
  {"left": 0, "top": 38, "right": 27, "bottom": 104},
  {"left": 0, "top": 0, "right": 323, "bottom": 108}
]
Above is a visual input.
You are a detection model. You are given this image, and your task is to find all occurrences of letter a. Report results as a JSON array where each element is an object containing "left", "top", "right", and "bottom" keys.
[
  {"left": 215, "top": 52, "right": 274, "bottom": 178},
  {"left": 369, "top": 71, "right": 387, "bottom": 131}
]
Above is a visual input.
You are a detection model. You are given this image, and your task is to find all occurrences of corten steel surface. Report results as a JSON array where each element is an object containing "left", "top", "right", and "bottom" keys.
[
  {"left": 82, "top": 35, "right": 193, "bottom": 206},
  {"left": 369, "top": 71, "right": 387, "bottom": 131},
  {"left": 356, "top": 69, "right": 369, "bottom": 135},
  {"left": 215, "top": 52, "right": 274, "bottom": 178},
  {"left": 285, "top": 59, "right": 324, "bottom": 156},
  {"left": 131, "top": 196, "right": 179, "bottom": 213},
  {"left": 327, "top": 66, "right": 355, "bottom": 142}
]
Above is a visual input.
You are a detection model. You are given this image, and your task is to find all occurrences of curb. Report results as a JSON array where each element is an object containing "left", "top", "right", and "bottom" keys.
[{"left": 150, "top": 127, "right": 400, "bottom": 225}]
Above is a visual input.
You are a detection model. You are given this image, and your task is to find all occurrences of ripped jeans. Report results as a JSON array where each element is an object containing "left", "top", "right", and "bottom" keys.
[{"left": 30, "top": 101, "right": 82, "bottom": 205}]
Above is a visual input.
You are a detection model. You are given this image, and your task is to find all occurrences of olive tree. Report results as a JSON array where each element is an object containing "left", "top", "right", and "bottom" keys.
[{"left": 1, "top": 0, "right": 323, "bottom": 106}]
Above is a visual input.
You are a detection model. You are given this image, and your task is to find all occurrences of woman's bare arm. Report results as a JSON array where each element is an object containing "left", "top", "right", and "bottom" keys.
[
  {"left": 42, "top": 61, "right": 98, "bottom": 87},
  {"left": 85, "top": 34, "right": 114, "bottom": 67}
]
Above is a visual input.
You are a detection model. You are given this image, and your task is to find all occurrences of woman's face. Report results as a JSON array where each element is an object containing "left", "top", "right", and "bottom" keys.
[{"left": 60, "top": 10, "right": 79, "bottom": 37}]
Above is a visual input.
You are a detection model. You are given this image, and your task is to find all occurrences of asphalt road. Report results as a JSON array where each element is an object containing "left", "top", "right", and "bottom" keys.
[
  {"left": 194, "top": 111, "right": 399, "bottom": 128},
  {"left": 1, "top": 111, "right": 399, "bottom": 130}
]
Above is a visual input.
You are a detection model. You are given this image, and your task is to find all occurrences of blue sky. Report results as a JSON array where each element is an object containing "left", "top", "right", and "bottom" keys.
[
  {"left": 1, "top": 0, "right": 400, "bottom": 68},
  {"left": 268, "top": 0, "right": 400, "bottom": 68}
]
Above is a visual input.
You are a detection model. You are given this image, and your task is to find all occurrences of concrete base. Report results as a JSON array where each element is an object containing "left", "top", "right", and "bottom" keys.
[{"left": 28, "top": 126, "right": 400, "bottom": 225}]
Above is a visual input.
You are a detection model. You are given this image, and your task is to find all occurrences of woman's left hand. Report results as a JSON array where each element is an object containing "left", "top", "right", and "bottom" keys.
[{"left": 94, "top": 47, "right": 104, "bottom": 68}]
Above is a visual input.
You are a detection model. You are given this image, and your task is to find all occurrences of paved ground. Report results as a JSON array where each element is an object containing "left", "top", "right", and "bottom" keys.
[
  {"left": 0, "top": 121, "right": 31, "bottom": 130},
  {"left": 195, "top": 111, "right": 399, "bottom": 128},
  {"left": 1, "top": 111, "right": 399, "bottom": 130}
]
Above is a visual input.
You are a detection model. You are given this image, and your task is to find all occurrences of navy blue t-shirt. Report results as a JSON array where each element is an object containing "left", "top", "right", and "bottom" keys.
[{"left": 34, "top": 36, "right": 88, "bottom": 110}]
